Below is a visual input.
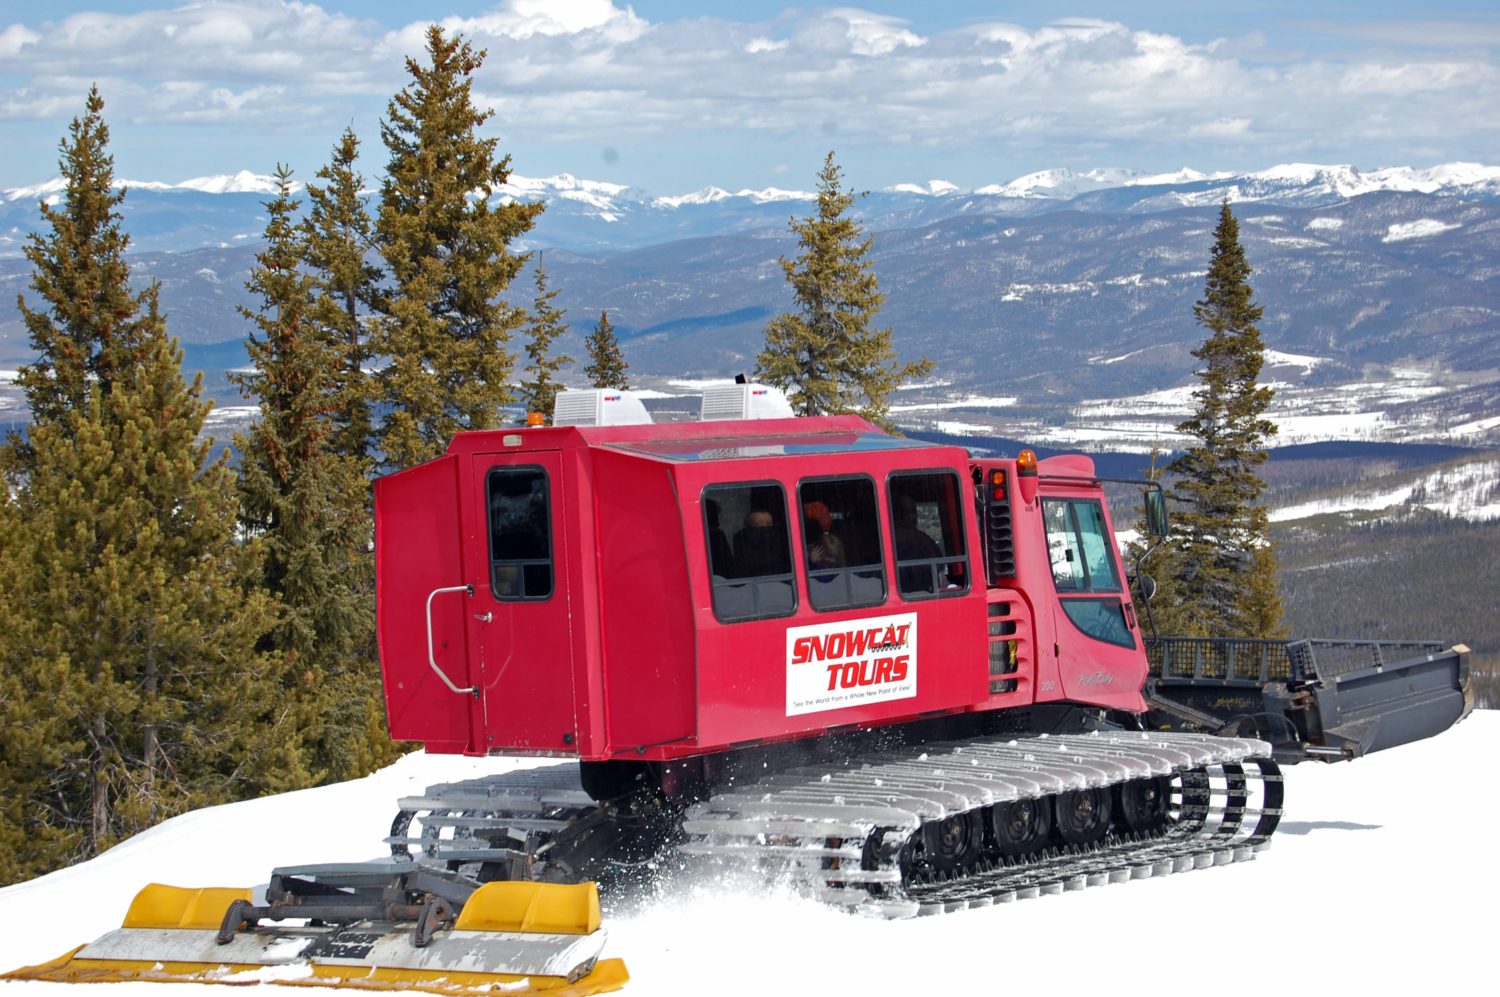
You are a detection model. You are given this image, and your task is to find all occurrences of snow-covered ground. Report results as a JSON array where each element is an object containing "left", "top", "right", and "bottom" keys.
[
  {"left": 1, "top": 711, "right": 1494, "bottom": 995},
  {"left": 896, "top": 362, "right": 1500, "bottom": 454}
]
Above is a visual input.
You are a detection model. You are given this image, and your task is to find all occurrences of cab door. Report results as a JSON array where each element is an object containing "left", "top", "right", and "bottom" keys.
[
  {"left": 375, "top": 454, "right": 482, "bottom": 754},
  {"left": 1039, "top": 495, "right": 1147, "bottom": 710},
  {"left": 467, "top": 452, "right": 577, "bottom": 752}
]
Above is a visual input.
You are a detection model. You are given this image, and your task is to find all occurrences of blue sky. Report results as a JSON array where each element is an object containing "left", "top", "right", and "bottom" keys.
[{"left": 3, "top": 1, "right": 1497, "bottom": 194}]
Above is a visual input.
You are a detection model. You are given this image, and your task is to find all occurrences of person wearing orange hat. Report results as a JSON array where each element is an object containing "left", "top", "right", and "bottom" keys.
[{"left": 802, "top": 500, "right": 845, "bottom": 569}]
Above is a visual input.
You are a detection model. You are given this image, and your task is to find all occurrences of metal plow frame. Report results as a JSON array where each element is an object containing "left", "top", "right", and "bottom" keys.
[{"left": 4, "top": 876, "right": 628, "bottom": 997}]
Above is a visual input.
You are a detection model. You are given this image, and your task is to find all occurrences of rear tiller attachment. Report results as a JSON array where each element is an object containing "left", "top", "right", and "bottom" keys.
[{"left": 4, "top": 863, "right": 628, "bottom": 996}]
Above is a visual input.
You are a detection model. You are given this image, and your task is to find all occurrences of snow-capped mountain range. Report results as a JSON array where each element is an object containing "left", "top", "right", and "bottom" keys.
[
  {"left": 10, "top": 160, "right": 1497, "bottom": 207},
  {"left": 5, "top": 162, "right": 1500, "bottom": 256}
]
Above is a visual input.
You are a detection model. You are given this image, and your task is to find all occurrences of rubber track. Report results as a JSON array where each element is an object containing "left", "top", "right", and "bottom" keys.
[
  {"left": 386, "top": 733, "right": 1282, "bottom": 919},
  {"left": 387, "top": 765, "right": 596, "bottom": 868},
  {"left": 679, "top": 731, "right": 1282, "bottom": 917}
]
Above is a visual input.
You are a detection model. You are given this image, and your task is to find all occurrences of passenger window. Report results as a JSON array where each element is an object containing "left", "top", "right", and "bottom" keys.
[
  {"left": 888, "top": 472, "right": 970, "bottom": 599},
  {"left": 487, "top": 466, "right": 553, "bottom": 601},
  {"left": 703, "top": 483, "right": 796, "bottom": 623},
  {"left": 798, "top": 476, "right": 886, "bottom": 612}
]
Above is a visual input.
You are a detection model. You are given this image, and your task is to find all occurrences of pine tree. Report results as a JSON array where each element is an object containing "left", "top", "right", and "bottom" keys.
[
  {"left": 756, "top": 151, "right": 931, "bottom": 431},
  {"left": 298, "top": 133, "right": 389, "bottom": 776},
  {"left": 1163, "top": 201, "right": 1285, "bottom": 638},
  {"left": 583, "top": 310, "right": 629, "bottom": 390},
  {"left": 0, "top": 90, "right": 301, "bottom": 882},
  {"left": 302, "top": 127, "right": 382, "bottom": 469},
  {"left": 232, "top": 168, "right": 389, "bottom": 783},
  {"left": 372, "top": 25, "right": 543, "bottom": 471},
  {"left": 518, "top": 261, "right": 573, "bottom": 423},
  {"left": 6, "top": 86, "right": 150, "bottom": 464}
]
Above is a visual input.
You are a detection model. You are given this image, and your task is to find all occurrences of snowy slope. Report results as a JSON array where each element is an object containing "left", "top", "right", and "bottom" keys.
[{"left": 2, "top": 712, "right": 1494, "bottom": 996}]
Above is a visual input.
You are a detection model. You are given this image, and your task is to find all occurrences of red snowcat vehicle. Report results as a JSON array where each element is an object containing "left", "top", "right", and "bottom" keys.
[{"left": 12, "top": 386, "right": 1471, "bottom": 993}]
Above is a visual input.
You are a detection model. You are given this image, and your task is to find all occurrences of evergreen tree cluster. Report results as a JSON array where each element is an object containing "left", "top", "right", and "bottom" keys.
[
  {"left": 582, "top": 311, "right": 629, "bottom": 392},
  {"left": 0, "top": 89, "right": 296, "bottom": 882},
  {"left": 0, "top": 27, "right": 633, "bottom": 885}
]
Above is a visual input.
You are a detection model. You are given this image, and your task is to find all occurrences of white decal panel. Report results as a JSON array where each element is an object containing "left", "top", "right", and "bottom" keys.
[{"left": 785, "top": 613, "right": 918, "bottom": 717}]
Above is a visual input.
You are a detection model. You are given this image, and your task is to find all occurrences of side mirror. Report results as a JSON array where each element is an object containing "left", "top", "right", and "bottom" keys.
[
  {"left": 1145, "top": 490, "right": 1168, "bottom": 538},
  {"left": 1136, "top": 573, "right": 1157, "bottom": 604}
]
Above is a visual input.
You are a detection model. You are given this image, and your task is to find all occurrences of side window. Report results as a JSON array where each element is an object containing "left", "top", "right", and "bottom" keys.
[
  {"left": 888, "top": 471, "right": 971, "bottom": 599},
  {"left": 797, "top": 476, "right": 886, "bottom": 612},
  {"left": 1041, "top": 499, "right": 1122, "bottom": 593},
  {"left": 704, "top": 483, "right": 796, "bottom": 623},
  {"left": 487, "top": 466, "right": 553, "bottom": 601}
]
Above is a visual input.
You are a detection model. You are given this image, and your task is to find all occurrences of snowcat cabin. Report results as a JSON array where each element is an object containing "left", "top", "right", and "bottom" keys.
[{"left": 376, "top": 415, "right": 1001, "bottom": 761}]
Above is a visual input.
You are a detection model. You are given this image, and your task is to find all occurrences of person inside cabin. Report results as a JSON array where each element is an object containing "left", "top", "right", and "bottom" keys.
[
  {"left": 734, "top": 508, "right": 790, "bottom": 578},
  {"left": 893, "top": 490, "right": 943, "bottom": 593},
  {"left": 802, "top": 500, "right": 845, "bottom": 569},
  {"left": 705, "top": 498, "right": 734, "bottom": 577},
  {"left": 893, "top": 492, "right": 941, "bottom": 560}
]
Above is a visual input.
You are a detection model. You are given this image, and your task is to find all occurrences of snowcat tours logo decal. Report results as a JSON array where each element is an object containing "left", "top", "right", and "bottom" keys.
[{"left": 785, "top": 613, "right": 917, "bottom": 717}]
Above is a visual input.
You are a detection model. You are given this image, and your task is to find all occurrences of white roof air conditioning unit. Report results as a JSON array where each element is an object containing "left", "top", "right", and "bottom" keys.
[
  {"left": 552, "top": 389, "right": 654, "bottom": 427},
  {"left": 699, "top": 383, "right": 795, "bottom": 421}
]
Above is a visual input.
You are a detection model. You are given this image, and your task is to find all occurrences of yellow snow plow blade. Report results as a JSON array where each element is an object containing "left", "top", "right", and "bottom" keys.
[
  {"left": 122, "top": 883, "right": 258, "bottom": 928},
  {"left": 4, "top": 880, "right": 629, "bottom": 996}
]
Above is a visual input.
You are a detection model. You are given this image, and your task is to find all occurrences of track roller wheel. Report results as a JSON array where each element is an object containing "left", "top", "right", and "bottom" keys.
[
  {"left": 1053, "top": 787, "right": 1111, "bottom": 846},
  {"left": 920, "top": 811, "right": 987, "bottom": 875},
  {"left": 1116, "top": 776, "right": 1172, "bottom": 834},
  {"left": 989, "top": 797, "right": 1051, "bottom": 858}
]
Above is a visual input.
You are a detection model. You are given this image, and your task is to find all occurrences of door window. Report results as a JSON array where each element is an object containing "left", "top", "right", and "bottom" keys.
[
  {"left": 487, "top": 466, "right": 553, "bottom": 601},
  {"left": 1041, "top": 498, "right": 1132, "bottom": 647},
  {"left": 1041, "top": 499, "right": 1121, "bottom": 593}
]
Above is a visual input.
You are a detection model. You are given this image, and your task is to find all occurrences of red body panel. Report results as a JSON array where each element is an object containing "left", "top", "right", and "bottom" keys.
[
  {"left": 375, "top": 417, "right": 1149, "bottom": 760},
  {"left": 375, "top": 454, "right": 477, "bottom": 753},
  {"left": 593, "top": 448, "right": 697, "bottom": 752}
]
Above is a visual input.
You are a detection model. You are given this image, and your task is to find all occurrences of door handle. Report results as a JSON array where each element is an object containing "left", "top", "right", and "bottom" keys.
[{"left": 425, "top": 585, "right": 479, "bottom": 696}]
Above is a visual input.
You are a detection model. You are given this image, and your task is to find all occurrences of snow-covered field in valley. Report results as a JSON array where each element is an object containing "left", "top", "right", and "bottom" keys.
[{"left": 2, "top": 711, "right": 1494, "bottom": 996}]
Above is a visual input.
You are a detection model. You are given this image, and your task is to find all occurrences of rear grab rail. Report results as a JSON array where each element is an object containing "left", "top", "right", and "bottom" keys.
[{"left": 426, "top": 585, "right": 479, "bottom": 696}]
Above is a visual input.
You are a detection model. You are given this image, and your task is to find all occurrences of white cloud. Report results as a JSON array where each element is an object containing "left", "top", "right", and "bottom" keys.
[
  {"left": 423, "top": 0, "right": 647, "bottom": 46},
  {"left": 0, "top": 23, "right": 41, "bottom": 58},
  {"left": 176, "top": 13, "right": 256, "bottom": 48},
  {"left": 0, "top": 5, "right": 1496, "bottom": 182},
  {"left": 827, "top": 9, "right": 925, "bottom": 56},
  {"left": 1339, "top": 60, "right": 1493, "bottom": 96},
  {"left": 1191, "top": 117, "right": 1252, "bottom": 138}
]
